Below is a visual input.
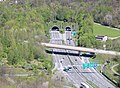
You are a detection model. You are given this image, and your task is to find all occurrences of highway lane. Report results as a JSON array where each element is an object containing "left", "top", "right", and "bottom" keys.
[
  {"left": 66, "top": 40, "right": 101, "bottom": 86},
  {"left": 64, "top": 31, "right": 92, "bottom": 87},
  {"left": 50, "top": 31, "right": 90, "bottom": 87},
  {"left": 71, "top": 55, "right": 106, "bottom": 87},
  {"left": 82, "top": 57, "right": 115, "bottom": 87},
  {"left": 69, "top": 51, "right": 115, "bottom": 88},
  {"left": 50, "top": 30, "right": 115, "bottom": 88},
  {"left": 65, "top": 32, "right": 115, "bottom": 88},
  {"left": 51, "top": 45, "right": 84, "bottom": 86},
  {"left": 54, "top": 48, "right": 92, "bottom": 87},
  {"left": 51, "top": 30, "right": 98, "bottom": 87},
  {"left": 58, "top": 53, "right": 83, "bottom": 86},
  {"left": 50, "top": 31, "right": 62, "bottom": 40},
  {"left": 50, "top": 42, "right": 62, "bottom": 69}
]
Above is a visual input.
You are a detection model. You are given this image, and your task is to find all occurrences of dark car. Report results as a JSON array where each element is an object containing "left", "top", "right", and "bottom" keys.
[{"left": 73, "top": 66, "right": 77, "bottom": 69}]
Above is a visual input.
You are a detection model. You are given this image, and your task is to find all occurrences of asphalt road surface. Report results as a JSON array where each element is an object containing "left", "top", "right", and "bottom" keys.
[
  {"left": 50, "top": 31, "right": 90, "bottom": 87},
  {"left": 49, "top": 30, "right": 115, "bottom": 88}
]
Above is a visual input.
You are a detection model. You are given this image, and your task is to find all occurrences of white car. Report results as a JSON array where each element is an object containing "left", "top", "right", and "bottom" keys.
[{"left": 68, "top": 65, "right": 72, "bottom": 69}]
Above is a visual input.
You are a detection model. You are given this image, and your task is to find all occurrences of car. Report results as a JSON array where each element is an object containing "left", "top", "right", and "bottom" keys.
[
  {"left": 63, "top": 66, "right": 69, "bottom": 72},
  {"left": 80, "top": 82, "right": 89, "bottom": 88},
  {"left": 63, "top": 65, "right": 72, "bottom": 72},
  {"left": 67, "top": 38, "right": 72, "bottom": 40},
  {"left": 60, "top": 60, "right": 62, "bottom": 63},
  {"left": 68, "top": 65, "right": 72, "bottom": 69},
  {"left": 73, "top": 66, "right": 77, "bottom": 69},
  {"left": 60, "top": 59, "right": 63, "bottom": 63}
]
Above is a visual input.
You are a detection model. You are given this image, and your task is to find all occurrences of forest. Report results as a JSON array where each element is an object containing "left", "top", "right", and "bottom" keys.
[
  {"left": 0, "top": 0, "right": 120, "bottom": 87},
  {"left": 0, "top": 0, "right": 120, "bottom": 77}
]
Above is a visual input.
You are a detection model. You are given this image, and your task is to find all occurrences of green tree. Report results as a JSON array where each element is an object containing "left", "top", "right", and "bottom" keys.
[
  {"left": 43, "top": 59, "right": 53, "bottom": 73},
  {"left": 56, "top": 7, "right": 74, "bottom": 22},
  {"left": 78, "top": 34, "right": 99, "bottom": 48},
  {"left": 76, "top": 11, "right": 94, "bottom": 46},
  {"left": 0, "top": 1, "right": 52, "bottom": 67}
]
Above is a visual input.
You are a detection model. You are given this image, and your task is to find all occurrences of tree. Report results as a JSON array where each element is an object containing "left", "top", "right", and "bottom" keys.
[
  {"left": 56, "top": 7, "right": 74, "bottom": 22},
  {"left": 75, "top": 11, "right": 94, "bottom": 46},
  {"left": 43, "top": 59, "right": 53, "bottom": 73},
  {"left": 78, "top": 34, "right": 100, "bottom": 48},
  {"left": 0, "top": 1, "right": 53, "bottom": 67}
]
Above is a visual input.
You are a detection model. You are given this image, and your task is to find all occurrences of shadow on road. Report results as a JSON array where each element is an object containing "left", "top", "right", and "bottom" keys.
[
  {"left": 66, "top": 71, "right": 96, "bottom": 73},
  {"left": 45, "top": 50, "right": 79, "bottom": 56},
  {"left": 46, "top": 50, "right": 94, "bottom": 57}
]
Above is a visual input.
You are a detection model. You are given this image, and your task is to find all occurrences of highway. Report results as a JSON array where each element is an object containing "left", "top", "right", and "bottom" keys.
[
  {"left": 49, "top": 29, "right": 115, "bottom": 88},
  {"left": 65, "top": 31, "right": 115, "bottom": 88},
  {"left": 50, "top": 31, "right": 90, "bottom": 87}
]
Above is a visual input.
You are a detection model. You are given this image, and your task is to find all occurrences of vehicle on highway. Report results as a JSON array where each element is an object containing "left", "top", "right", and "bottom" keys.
[
  {"left": 75, "top": 59, "right": 77, "bottom": 61},
  {"left": 60, "top": 59, "right": 63, "bottom": 63},
  {"left": 63, "top": 65, "right": 72, "bottom": 72},
  {"left": 60, "top": 60, "right": 62, "bottom": 63},
  {"left": 73, "top": 66, "right": 77, "bottom": 69},
  {"left": 63, "top": 66, "right": 69, "bottom": 72},
  {"left": 68, "top": 65, "right": 72, "bottom": 69},
  {"left": 80, "top": 82, "right": 89, "bottom": 88},
  {"left": 67, "top": 38, "right": 72, "bottom": 40}
]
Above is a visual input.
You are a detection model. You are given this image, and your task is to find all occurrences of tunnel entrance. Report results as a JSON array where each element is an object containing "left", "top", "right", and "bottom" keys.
[
  {"left": 65, "top": 26, "right": 72, "bottom": 31},
  {"left": 51, "top": 26, "right": 59, "bottom": 31}
]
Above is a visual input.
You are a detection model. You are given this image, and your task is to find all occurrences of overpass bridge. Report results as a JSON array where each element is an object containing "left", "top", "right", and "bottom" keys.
[{"left": 41, "top": 43, "right": 120, "bottom": 56}]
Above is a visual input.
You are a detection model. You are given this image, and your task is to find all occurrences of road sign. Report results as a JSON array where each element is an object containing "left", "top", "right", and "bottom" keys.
[
  {"left": 82, "top": 63, "right": 89, "bottom": 68},
  {"left": 93, "top": 63, "right": 98, "bottom": 68},
  {"left": 82, "top": 62, "right": 97, "bottom": 68},
  {"left": 89, "top": 62, "right": 94, "bottom": 67},
  {"left": 72, "top": 31, "right": 76, "bottom": 35}
]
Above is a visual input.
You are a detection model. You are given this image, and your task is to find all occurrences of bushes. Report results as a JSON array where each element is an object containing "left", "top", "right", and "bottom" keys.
[{"left": 0, "top": 1, "right": 52, "bottom": 69}]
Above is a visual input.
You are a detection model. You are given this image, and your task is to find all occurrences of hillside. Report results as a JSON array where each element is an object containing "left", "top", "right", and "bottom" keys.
[{"left": 0, "top": 0, "right": 120, "bottom": 87}]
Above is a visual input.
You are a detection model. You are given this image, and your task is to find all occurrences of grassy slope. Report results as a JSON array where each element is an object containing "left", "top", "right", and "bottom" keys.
[{"left": 93, "top": 23, "right": 120, "bottom": 37}]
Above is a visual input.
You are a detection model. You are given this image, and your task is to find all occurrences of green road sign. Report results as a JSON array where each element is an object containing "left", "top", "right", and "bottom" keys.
[
  {"left": 82, "top": 63, "right": 89, "bottom": 68},
  {"left": 89, "top": 63, "right": 94, "bottom": 67},
  {"left": 72, "top": 31, "right": 76, "bottom": 35},
  {"left": 82, "top": 62, "right": 97, "bottom": 69}
]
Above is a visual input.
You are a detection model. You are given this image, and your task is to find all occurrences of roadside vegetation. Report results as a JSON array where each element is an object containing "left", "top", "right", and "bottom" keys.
[
  {"left": 90, "top": 54, "right": 120, "bottom": 87},
  {"left": 0, "top": 0, "right": 120, "bottom": 87},
  {"left": 90, "top": 38, "right": 120, "bottom": 87}
]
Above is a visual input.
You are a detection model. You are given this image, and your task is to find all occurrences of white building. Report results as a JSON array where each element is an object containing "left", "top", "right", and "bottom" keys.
[{"left": 96, "top": 35, "right": 108, "bottom": 42}]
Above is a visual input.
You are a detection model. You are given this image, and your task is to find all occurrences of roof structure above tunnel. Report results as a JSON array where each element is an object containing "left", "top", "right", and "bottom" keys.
[{"left": 51, "top": 26, "right": 59, "bottom": 31}]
